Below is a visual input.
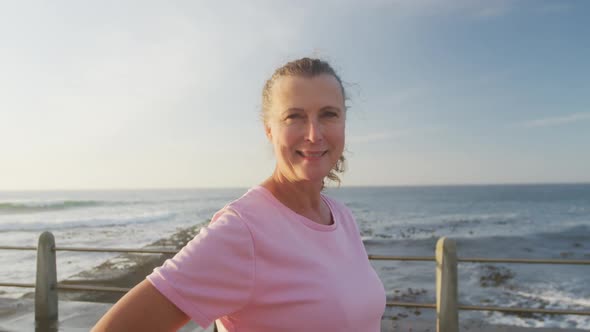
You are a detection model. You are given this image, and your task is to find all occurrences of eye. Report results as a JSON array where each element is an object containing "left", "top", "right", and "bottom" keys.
[
  {"left": 322, "top": 111, "right": 339, "bottom": 118},
  {"left": 286, "top": 113, "right": 303, "bottom": 120}
]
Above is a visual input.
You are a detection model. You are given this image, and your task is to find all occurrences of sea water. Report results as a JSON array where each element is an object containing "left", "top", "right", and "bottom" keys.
[{"left": 1, "top": 184, "right": 588, "bottom": 329}]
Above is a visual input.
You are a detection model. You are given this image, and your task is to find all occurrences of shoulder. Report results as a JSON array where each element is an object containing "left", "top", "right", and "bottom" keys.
[
  {"left": 211, "top": 186, "right": 276, "bottom": 224},
  {"left": 322, "top": 193, "right": 361, "bottom": 231},
  {"left": 321, "top": 193, "right": 353, "bottom": 217}
]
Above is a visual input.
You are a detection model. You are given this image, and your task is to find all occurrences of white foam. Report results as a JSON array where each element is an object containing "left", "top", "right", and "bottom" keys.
[
  {"left": 515, "top": 287, "right": 590, "bottom": 309},
  {"left": 483, "top": 284, "right": 590, "bottom": 329}
]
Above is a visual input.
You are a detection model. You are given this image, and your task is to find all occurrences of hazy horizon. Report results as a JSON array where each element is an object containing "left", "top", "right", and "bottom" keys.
[{"left": 2, "top": 181, "right": 590, "bottom": 193}]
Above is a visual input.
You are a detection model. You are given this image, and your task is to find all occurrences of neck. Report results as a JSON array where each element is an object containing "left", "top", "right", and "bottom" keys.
[{"left": 261, "top": 170, "right": 324, "bottom": 213}]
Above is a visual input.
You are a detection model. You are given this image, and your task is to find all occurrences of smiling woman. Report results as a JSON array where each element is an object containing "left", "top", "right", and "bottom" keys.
[
  {"left": 261, "top": 58, "right": 347, "bottom": 188},
  {"left": 264, "top": 73, "right": 346, "bottom": 188},
  {"left": 92, "top": 58, "right": 386, "bottom": 332}
]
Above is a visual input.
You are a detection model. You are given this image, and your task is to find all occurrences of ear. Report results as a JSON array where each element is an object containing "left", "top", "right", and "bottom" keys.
[{"left": 265, "top": 123, "right": 272, "bottom": 141}]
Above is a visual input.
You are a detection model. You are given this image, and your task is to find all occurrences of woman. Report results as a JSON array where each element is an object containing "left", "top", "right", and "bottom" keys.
[{"left": 93, "top": 58, "right": 386, "bottom": 331}]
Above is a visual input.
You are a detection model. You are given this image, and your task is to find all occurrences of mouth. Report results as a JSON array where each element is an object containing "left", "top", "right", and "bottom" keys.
[{"left": 296, "top": 150, "right": 328, "bottom": 159}]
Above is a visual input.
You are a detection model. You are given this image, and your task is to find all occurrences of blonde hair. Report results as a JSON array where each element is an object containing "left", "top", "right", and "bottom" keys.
[{"left": 261, "top": 58, "right": 347, "bottom": 187}]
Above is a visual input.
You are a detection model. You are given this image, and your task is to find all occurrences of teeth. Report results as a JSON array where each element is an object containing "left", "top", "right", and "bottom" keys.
[{"left": 302, "top": 151, "right": 324, "bottom": 157}]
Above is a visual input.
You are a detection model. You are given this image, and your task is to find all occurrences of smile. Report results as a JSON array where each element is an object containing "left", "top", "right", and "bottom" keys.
[{"left": 296, "top": 150, "right": 328, "bottom": 159}]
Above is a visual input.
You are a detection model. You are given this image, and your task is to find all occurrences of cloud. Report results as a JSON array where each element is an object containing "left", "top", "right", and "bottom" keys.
[
  {"left": 348, "top": 130, "right": 410, "bottom": 143},
  {"left": 521, "top": 112, "right": 590, "bottom": 128},
  {"left": 295, "top": 0, "right": 515, "bottom": 19}
]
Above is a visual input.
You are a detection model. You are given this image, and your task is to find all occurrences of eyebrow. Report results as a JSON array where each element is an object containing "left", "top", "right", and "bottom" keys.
[
  {"left": 321, "top": 106, "right": 343, "bottom": 113},
  {"left": 282, "top": 106, "right": 343, "bottom": 115}
]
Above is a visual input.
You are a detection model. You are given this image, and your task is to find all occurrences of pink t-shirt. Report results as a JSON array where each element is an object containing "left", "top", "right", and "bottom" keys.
[{"left": 147, "top": 186, "right": 386, "bottom": 331}]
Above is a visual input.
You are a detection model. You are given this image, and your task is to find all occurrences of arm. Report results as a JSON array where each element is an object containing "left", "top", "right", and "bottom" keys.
[
  {"left": 93, "top": 208, "right": 254, "bottom": 331},
  {"left": 92, "top": 279, "right": 190, "bottom": 332}
]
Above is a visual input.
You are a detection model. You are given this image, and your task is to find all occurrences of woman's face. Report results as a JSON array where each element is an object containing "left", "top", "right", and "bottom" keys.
[{"left": 265, "top": 74, "right": 345, "bottom": 184}]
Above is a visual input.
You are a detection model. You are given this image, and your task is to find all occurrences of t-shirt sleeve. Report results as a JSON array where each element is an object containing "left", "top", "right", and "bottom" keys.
[{"left": 146, "top": 208, "right": 255, "bottom": 328}]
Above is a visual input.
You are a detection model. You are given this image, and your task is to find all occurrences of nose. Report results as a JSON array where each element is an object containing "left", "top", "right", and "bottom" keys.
[{"left": 305, "top": 118, "right": 323, "bottom": 143}]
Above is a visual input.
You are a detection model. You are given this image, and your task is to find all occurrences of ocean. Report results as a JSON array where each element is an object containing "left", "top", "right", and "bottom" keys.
[{"left": 0, "top": 184, "right": 589, "bottom": 329}]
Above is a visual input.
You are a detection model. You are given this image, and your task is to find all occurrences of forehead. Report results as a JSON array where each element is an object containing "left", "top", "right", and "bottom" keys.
[{"left": 270, "top": 74, "right": 345, "bottom": 110}]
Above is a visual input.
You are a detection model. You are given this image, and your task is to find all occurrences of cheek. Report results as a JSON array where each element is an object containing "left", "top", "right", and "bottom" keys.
[
  {"left": 329, "top": 124, "right": 346, "bottom": 144},
  {"left": 277, "top": 126, "right": 301, "bottom": 147},
  {"left": 269, "top": 126, "right": 297, "bottom": 156}
]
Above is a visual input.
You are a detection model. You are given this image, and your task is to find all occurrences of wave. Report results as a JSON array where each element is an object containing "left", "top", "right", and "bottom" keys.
[
  {"left": 515, "top": 288, "right": 590, "bottom": 308},
  {"left": 457, "top": 221, "right": 589, "bottom": 242},
  {"left": 361, "top": 212, "right": 522, "bottom": 241},
  {"left": 0, "top": 211, "right": 177, "bottom": 232},
  {"left": 0, "top": 200, "right": 132, "bottom": 214},
  {"left": 484, "top": 285, "right": 590, "bottom": 329}
]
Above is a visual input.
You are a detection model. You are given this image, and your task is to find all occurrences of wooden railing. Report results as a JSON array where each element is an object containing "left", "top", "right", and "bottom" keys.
[{"left": 1, "top": 232, "right": 589, "bottom": 332}]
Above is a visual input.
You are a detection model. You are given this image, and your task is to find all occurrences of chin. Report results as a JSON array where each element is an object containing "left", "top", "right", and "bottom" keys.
[{"left": 296, "top": 170, "right": 331, "bottom": 183}]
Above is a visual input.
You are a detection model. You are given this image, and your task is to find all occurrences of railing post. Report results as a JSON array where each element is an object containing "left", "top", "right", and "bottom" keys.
[
  {"left": 436, "top": 237, "right": 458, "bottom": 332},
  {"left": 35, "top": 231, "right": 58, "bottom": 329}
]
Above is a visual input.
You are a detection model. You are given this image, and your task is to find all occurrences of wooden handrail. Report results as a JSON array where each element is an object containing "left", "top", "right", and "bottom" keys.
[{"left": 2, "top": 233, "right": 590, "bottom": 332}]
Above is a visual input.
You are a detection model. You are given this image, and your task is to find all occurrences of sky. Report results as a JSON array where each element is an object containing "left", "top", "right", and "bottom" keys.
[{"left": 1, "top": 0, "right": 589, "bottom": 190}]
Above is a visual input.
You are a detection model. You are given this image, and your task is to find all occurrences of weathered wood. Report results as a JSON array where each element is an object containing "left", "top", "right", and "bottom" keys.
[
  {"left": 436, "top": 237, "right": 458, "bottom": 332},
  {"left": 35, "top": 231, "right": 58, "bottom": 329}
]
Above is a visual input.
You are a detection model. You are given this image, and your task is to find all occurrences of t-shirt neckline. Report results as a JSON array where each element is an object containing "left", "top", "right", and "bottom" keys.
[{"left": 252, "top": 185, "right": 339, "bottom": 232}]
